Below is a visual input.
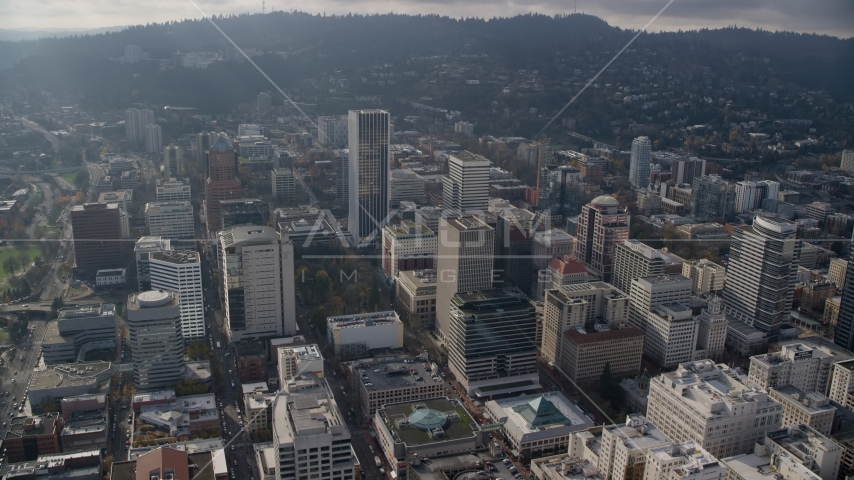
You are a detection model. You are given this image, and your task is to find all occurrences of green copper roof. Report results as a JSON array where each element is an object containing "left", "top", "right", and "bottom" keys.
[{"left": 512, "top": 396, "right": 568, "bottom": 428}]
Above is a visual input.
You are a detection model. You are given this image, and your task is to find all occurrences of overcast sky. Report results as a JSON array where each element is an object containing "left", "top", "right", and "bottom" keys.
[{"left": 2, "top": 0, "right": 852, "bottom": 38}]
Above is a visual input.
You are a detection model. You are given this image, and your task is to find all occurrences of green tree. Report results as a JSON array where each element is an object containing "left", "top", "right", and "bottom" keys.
[
  {"left": 39, "top": 397, "right": 57, "bottom": 413},
  {"left": 598, "top": 362, "right": 625, "bottom": 409},
  {"left": 18, "top": 252, "right": 30, "bottom": 272},
  {"left": 295, "top": 266, "right": 310, "bottom": 298},
  {"left": 314, "top": 270, "right": 332, "bottom": 302},
  {"left": 329, "top": 296, "right": 345, "bottom": 316},
  {"left": 51, "top": 296, "right": 64, "bottom": 314},
  {"left": 310, "top": 306, "right": 328, "bottom": 335},
  {"left": 3, "top": 256, "right": 18, "bottom": 277},
  {"left": 102, "top": 455, "right": 114, "bottom": 476},
  {"left": 366, "top": 275, "right": 380, "bottom": 311},
  {"left": 253, "top": 428, "right": 273, "bottom": 443}
]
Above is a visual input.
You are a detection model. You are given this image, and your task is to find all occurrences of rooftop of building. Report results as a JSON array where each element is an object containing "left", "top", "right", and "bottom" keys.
[
  {"left": 548, "top": 258, "right": 589, "bottom": 275},
  {"left": 449, "top": 150, "right": 491, "bottom": 164},
  {"left": 236, "top": 339, "right": 267, "bottom": 358},
  {"left": 769, "top": 386, "right": 834, "bottom": 415},
  {"left": 398, "top": 269, "right": 437, "bottom": 288},
  {"left": 722, "top": 448, "right": 821, "bottom": 480},
  {"left": 377, "top": 397, "right": 479, "bottom": 447},
  {"left": 0, "top": 450, "right": 101, "bottom": 480},
  {"left": 28, "top": 361, "right": 112, "bottom": 391},
  {"left": 443, "top": 215, "right": 492, "bottom": 232},
  {"left": 218, "top": 225, "right": 279, "bottom": 248},
  {"left": 272, "top": 386, "right": 346, "bottom": 442},
  {"left": 71, "top": 202, "right": 118, "bottom": 212},
  {"left": 279, "top": 344, "right": 322, "bottom": 363},
  {"left": 532, "top": 229, "right": 574, "bottom": 244},
  {"left": 452, "top": 287, "right": 530, "bottom": 309},
  {"left": 766, "top": 424, "right": 840, "bottom": 458},
  {"left": 533, "top": 455, "right": 603, "bottom": 480},
  {"left": 752, "top": 342, "right": 833, "bottom": 367},
  {"left": 385, "top": 220, "right": 434, "bottom": 237},
  {"left": 5, "top": 414, "right": 60, "bottom": 440},
  {"left": 149, "top": 250, "right": 199, "bottom": 265},
  {"left": 127, "top": 290, "right": 179, "bottom": 311},
  {"left": 327, "top": 311, "right": 400, "bottom": 329},
  {"left": 57, "top": 303, "right": 115, "bottom": 322},
  {"left": 488, "top": 392, "right": 592, "bottom": 434},
  {"left": 354, "top": 359, "right": 438, "bottom": 391},
  {"left": 132, "top": 390, "right": 176, "bottom": 404},
  {"left": 111, "top": 448, "right": 216, "bottom": 480},
  {"left": 127, "top": 439, "right": 225, "bottom": 460},
  {"left": 647, "top": 442, "right": 722, "bottom": 477},
  {"left": 219, "top": 198, "right": 267, "bottom": 212},
  {"left": 590, "top": 195, "right": 619, "bottom": 207},
  {"left": 659, "top": 360, "right": 773, "bottom": 412},
  {"left": 563, "top": 326, "right": 644, "bottom": 345},
  {"left": 635, "top": 274, "right": 692, "bottom": 287}
]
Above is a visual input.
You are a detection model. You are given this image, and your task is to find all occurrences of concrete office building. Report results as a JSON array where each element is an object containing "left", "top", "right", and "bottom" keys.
[
  {"left": 196, "top": 131, "right": 210, "bottom": 166},
  {"left": 27, "top": 361, "right": 113, "bottom": 413},
  {"left": 531, "top": 230, "right": 575, "bottom": 271},
  {"left": 629, "top": 136, "right": 651, "bottom": 187},
  {"left": 71, "top": 203, "right": 123, "bottom": 273},
  {"left": 42, "top": 304, "right": 117, "bottom": 365},
  {"left": 127, "top": 291, "right": 185, "bottom": 390},
  {"left": 747, "top": 343, "right": 834, "bottom": 394},
  {"left": 695, "top": 296, "right": 728, "bottom": 362},
  {"left": 335, "top": 149, "right": 349, "bottom": 205},
  {"left": 395, "top": 269, "right": 437, "bottom": 329},
  {"left": 690, "top": 175, "right": 732, "bottom": 222},
  {"left": 733, "top": 180, "right": 779, "bottom": 214},
  {"left": 348, "top": 109, "right": 390, "bottom": 245},
  {"left": 272, "top": 168, "right": 295, "bottom": 204},
  {"left": 148, "top": 251, "right": 205, "bottom": 340},
  {"left": 539, "top": 165, "right": 583, "bottom": 222},
  {"left": 279, "top": 344, "right": 324, "bottom": 385},
  {"left": 531, "top": 455, "right": 602, "bottom": 480},
  {"left": 829, "top": 258, "right": 848, "bottom": 289},
  {"left": 834, "top": 249, "right": 854, "bottom": 352},
  {"left": 673, "top": 157, "right": 707, "bottom": 186},
  {"left": 98, "top": 190, "right": 132, "bottom": 212},
  {"left": 647, "top": 360, "right": 784, "bottom": 459},
  {"left": 681, "top": 259, "right": 726, "bottom": 295},
  {"left": 484, "top": 392, "right": 593, "bottom": 459},
  {"left": 537, "top": 257, "right": 597, "bottom": 301},
  {"left": 628, "top": 274, "right": 693, "bottom": 332},
  {"left": 381, "top": 220, "right": 437, "bottom": 280},
  {"left": 156, "top": 179, "right": 191, "bottom": 203},
  {"left": 448, "top": 288, "right": 540, "bottom": 397},
  {"left": 443, "top": 151, "right": 490, "bottom": 214},
  {"left": 163, "top": 144, "right": 182, "bottom": 179},
  {"left": 145, "top": 201, "right": 194, "bottom": 247},
  {"left": 724, "top": 215, "right": 800, "bottom": 335},
  {"left": 763, "top": 425, "right": 841, "bottom": 480},
  {"left": 722, "top": 446, "right": 825, "bottom": 480},
  {"left": 435, "top": 216, "right": 494, "bottom": 341},
  {"left": 218, "top": 226, "right": 296, "bottom": 342},
  {"left": 326, "top": 311, "right": 403, "bottom": 359},
  {"left": 644, "top": 303, "right": 700, "bottom": 369},
  {"left": 345, "top": 358, "right": 444, "bottom": 421},
  {"left": 271, "top": 380, "right": 358, "bottom": 480},
  {"left": 205, "top": 134, "right": 242, "bottom": 234},
  {"left": 559, "top": 326, "right": 644, "bottom": 385},
  {"left": 541, "top": 282, "right": 630, "bottom": 366},
  {"left": 768, "top": 387, "right": 836, "bottom": 436},
  {"left": 389, "top": 169, "right": 426, "bottom": 207},
  {"left": 574, "top": 196, "right": 629, "bottom": 283},
  {"left": 829, "top": 360, "right": 854, "bottom": 408},
  {"left": 134, "top": 236, "right": 171, "bottom": 291},
  {"left": 317, "top": 115, "right": 348, "bottom": 148},
  {"left": 220, "top": 198, "right": 269, "bottom": 229},
  {"left": 644, "top": 441, "right": 725, "bottom": 480},
  {"left": 95, "top": 268, "right": 125, "bottom": 286}
]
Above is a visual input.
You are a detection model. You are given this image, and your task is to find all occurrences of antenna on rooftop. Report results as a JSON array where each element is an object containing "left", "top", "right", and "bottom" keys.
[{"left": 262, "top": 0, "right": 266, "bottom": 14}]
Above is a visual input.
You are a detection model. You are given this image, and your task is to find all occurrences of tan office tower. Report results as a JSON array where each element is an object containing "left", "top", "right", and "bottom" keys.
[
  {"left": 574, "top": 196, "right": 629, "bottom": 283},
  {"left": 348, "top": 109, "right": 390, "bottom": 246},
  {"left": 435, "top": 216, "right": 494, "bottom": 341},
  {"left": 127, "top": 291, "right": 185, "bottom": 390},
  {"left": 205, "top": 134, "right": 242, "bottom": 235}
]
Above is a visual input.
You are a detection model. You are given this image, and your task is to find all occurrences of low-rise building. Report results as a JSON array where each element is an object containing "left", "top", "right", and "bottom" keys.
[
  {"left": 236, "top": 340, "right": 268, "bottom": 384},
  {"left": 644, "top": 441, "right": 725, "bottom": 480},
  {"left": 681, "top": 259, "right": 725, "bottom": 295},
  {"left": 485, "top": 392, "right": 593, "bottom": 459},
  {"left": 827, "top": 359, "right": 854, "bottom": 407},
  {"left": 111, "top": 447, "right": 219, "bottom": 480},
  {"left": 41, "top": 304, "right": 117, "bottom": 365},
  {"left": 347, "top": 357, "right": 444, "bottom": 422},
  {"left": 3, "top": 414, "right": 63, "bottom": 463},
  {"left": 327, "top": 311, "right": 404, "bottom": 359},
  {"left": 27, "top": 361, "right": 113, "bottom": 412},
  {"left": 278, "top": 344, "right": 324, "bottom": 385},
  {"left": 131, "top": 390, "right": 176, "bottom": 413},
  {"left": 0, "top": 450, "right": 102, "bottom": 480},
  {"left": 722, "top": 444, "right": 822, "bottom": 480},
  {"left": 95, "top": 268, "right": 126, "bottom": 286},
  {"left": 138, "top": 393, "right": 220, "bottom": 437},
  {"left": 768, "top": 386, "right": 836, "bottom": 436},
  {"left": 531, "top": 454, "right": 603, "bottom": 480},
  {"left": 244, "top": 391, "right": 272, "bottom": 433},
  {"left": 61, "top": 405, "right": 109, "bottom": 453},
  {"left": 374, "top": 397, "right": 481, "bottom": 480}
]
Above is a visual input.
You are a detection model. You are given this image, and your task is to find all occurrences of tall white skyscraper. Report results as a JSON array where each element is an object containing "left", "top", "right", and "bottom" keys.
[
  {"left": 435, "top": 216, "right": 494, "bottom": 341},
  {"left": 148, "top": 251, "right": 205, "bottom": 340},
  {"left": 134, "top": 236, "right": 171, "bottom": 291},
  {"left": 629, "top": 136, "right": 651, "bottom": 188},
  {"left": 442, "top": 151, "right": 490, "bottom": 214},
  {"left": 127, "top": 290, "right": 185, "bottom": 390},
  {"left": 144, "top": 124, "right": 162, "bottom": 153},
  {"left": 348, "top": 109, "right": 390, "bottom": 246},
  {"left": 723, "top": 215, "right": 800, "bottom": 334},
  {"left": 218, "top": 225, "right": 296, "bottom": 342},
  {"left": 125, "top": 108, "right": 154, "bottom": 144}
]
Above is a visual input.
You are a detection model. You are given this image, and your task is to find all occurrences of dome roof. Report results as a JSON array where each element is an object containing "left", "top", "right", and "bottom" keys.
[
  {"left": 408, "top": 409, "right": 449, "bottom": 431},
  {"left": 591, "top": 195, "right": 619, "bottom": 207}
]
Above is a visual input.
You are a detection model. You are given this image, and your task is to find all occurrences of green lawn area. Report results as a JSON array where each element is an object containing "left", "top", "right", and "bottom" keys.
[
  {"left": 34, "top": 226, "right": 61, "bottom": 239},
  {"left": 61, "top": 171, "right": 77, "bottom": 184},
  {"left": 0, "top": 247, "right": 42, "bottom": 277}
]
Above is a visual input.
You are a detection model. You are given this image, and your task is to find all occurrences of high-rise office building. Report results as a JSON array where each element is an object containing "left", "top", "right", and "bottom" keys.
[
  {"left": 538, "top": 165, "right": 582, "bottom": 222},
  {"left": 681, "top": 259, "right": 726, "bottom": 295},
  {"left": 673, "top": 157, "right": 706, "bottom": 186},
  {"left": 336, "top": 149, "right": 349, "bottom": 204},
  {"left": 156, "top": 179, "right": 191, "bottom": 202},
  {"left": 447, "top": 288, "right": 540, "bottom": 396},
  {"left": 834, "top": 249, "right": 854, "bottom": 351},
  {"left": 612, "top": 240, "right": 667, "bottom": 296},
  {"left": 205, "top": 134, "right": 242, "bottom": 235},
  {"left": 272, "top": 168, "right": 295, "bottom": 204},
  {"left": 734, "top": 180, "right": 780, "bottom": 214},
  {"left": 644, "top": 303, "right": 699, "bottom": 369},
  {"left": 145, "top": 201, "right": 194, "bottom": 248},
  {"left": 629, "top": 136, "right": 651, "bottom": 187},
  {"left": 690, "top": 175, "right": 732, "bottom": 222},
  {"left": 724, "top": 215, "right": 800, "bottom": 335},
  {"left": 574, "top": 196, "right": 629, "bottom": 283},
  {"left": 257, "top": 92, "right": 272, "bottom": 111},
  {"left": 196, "top": 131, "right": 210, "bottom": 167},
  {"left": 381, "top": 220, "right": 436, "bottom": 280},
  {"left": 127, "top": 290, "right": 185, "bottom": 390},
  {"left": 218, "top": 226, "right": 296, "bottom": 342},
  {"left": 317, "top": 115, "right": 349, "bottom": 148},
  {"left": 435, "top": 216, "right": 494, "bottom": 340},
  {"left": 219, "top": 198, "right": 269, "bottom": 230},
  {"left": 148, "top": 251, "right": 205, "bottom": 340},
  {"left": 628, "top": 274, "right": 693, "bottom": 332},
  {"left": 124, "top": 108, "right": 154, "bottom": 145},
  {"left": 442, "top": 151, "right": 490, "bottom": 214},
  {"left": 829, "top": 258, "right": 848, "bottom": 289},
  {"left": 71, "top": 203, "right": 123, "bottom": 273},
  {"left": 134, "top": 236, "right": 171, "bottom": 291},
  {"left": 144, "top": 124, "right": 162, "bottom": 153},
  {"left": 647, "top": 360, "right": 783, "bottom": 459},
  {"left": 389, "top": 169, "right": 426, "bottom": 207},
  {"left": 163, "top": 144, "right": 182, "bottom": 179},
  {"left": 841, "top": 150, "right": 854, "bottom": 173},
  {"left": 348, "top": 109, "right": 390, "bottom": 245},
  {"left": 494, "top": 208, "right": 540, "bottom": 293}
]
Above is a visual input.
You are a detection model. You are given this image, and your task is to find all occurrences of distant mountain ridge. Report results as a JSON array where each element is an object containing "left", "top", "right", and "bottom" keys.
[{"left": 0, "top": 26, "right": 127, "bottom": 42}]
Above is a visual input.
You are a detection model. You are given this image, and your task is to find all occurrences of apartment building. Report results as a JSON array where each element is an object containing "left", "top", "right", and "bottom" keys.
[
  {"left": 747, "top": 343, "right": 833, "bottom": 394},
  {"left": 647, "top": 360, "right": 783, "bottom": 459}
]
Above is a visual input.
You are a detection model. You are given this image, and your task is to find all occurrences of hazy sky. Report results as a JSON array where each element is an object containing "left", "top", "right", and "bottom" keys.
[{"left": 2, "top": 0, "right": 853, "bottom": 38}]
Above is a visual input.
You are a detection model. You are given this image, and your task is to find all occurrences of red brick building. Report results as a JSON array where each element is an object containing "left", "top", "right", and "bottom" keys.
[
  {"left": 3, "top": 413, "right": 63, "bottom": 463},
  {"left": 236, "top": 340, "right": 268, "bottom": 383}
]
